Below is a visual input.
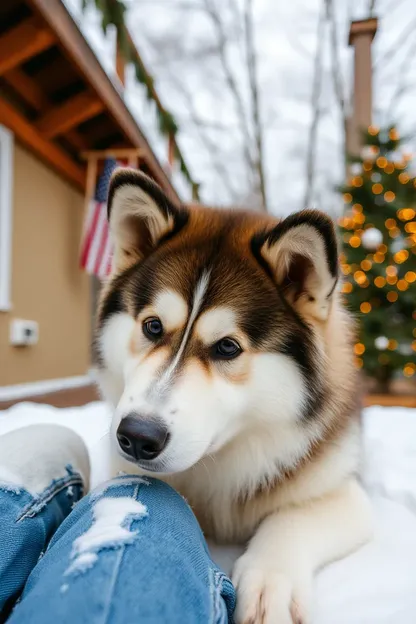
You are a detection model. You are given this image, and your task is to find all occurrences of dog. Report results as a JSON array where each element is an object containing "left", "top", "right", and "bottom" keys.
[{"left": 94, "top": 169, "right": 373, "bottom": 624}]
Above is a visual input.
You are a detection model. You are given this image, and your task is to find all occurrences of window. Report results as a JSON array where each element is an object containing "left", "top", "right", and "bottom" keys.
[{"left": 0, "top": 124, "right": 13, "bottom": 311}]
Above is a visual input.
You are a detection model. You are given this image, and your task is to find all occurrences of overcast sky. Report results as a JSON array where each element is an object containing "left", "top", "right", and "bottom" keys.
[{"left": 65, "top": 0, "right": 416, "bottom": 216}]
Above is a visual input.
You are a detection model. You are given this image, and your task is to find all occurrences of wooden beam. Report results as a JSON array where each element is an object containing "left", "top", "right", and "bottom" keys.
[
  {"left": 0, "top": 18, "right": 56, "bottom": 76},
  {"left": 4, "top": 67, "right": 49, "bottom": 110},
  {"left": 0, "top": 97, "right": 85, "bottom": 189},
  {"left": 4, "top": 68, "right": 89, "bottom": 151},
  {"left": 36, "top": 91, "right": 104, "bottom": 138}
]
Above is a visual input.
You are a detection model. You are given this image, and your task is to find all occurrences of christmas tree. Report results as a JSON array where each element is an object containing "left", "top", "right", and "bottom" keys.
[{"left": 339, "top": 126, "right": 416, "bottom": 390}]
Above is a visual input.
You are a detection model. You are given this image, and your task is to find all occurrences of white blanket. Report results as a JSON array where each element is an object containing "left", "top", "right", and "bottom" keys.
[{"left": 1, "top": 401, "right": 416, "bottom": 623}]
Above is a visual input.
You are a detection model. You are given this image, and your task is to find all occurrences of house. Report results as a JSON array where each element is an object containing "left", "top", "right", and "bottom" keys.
[{"left": 0, "top": 0, "right": 186, "bottom": 406}]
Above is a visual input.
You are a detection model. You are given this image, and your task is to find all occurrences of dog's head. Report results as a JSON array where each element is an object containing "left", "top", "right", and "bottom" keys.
[{"left": 96, "top": 170, "right": 342, "bottom": 474}]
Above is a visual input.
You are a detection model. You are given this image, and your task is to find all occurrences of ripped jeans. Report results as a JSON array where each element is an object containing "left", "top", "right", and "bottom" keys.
[{"left": 0, "top": 474, "right": 235, "bottom": 624}]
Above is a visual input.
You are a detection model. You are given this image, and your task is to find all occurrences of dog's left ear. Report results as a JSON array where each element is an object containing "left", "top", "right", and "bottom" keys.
[
  {"left": 254, "top": 210, "right": 339, "bottom": 322},
  {"left": 107, "top": 169, "right": 188, "bottom": 272}
]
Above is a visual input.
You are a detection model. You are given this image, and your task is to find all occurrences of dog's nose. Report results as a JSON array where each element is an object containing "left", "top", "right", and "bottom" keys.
[{"left": 117, "top": 415, "right": 169, "bottom": 461}]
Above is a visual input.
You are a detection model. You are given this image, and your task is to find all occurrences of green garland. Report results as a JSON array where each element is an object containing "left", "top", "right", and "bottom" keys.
[{"left": 82, "top": 0, "right": 198, "bottom": 195}]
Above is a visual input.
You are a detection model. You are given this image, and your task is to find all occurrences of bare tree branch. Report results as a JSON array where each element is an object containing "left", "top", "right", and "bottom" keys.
[
  {"left": 374, "top": 17, "right": 416, "bottom": 70},
  {"left": 303, "top": 1, "right": 326, "bottom": 209},
  {"left": 243, "top": 0, "right": 267, "bottom": 210},
  {"left": 325, "top": 0, "right": 349, "bottom": 164},
  {"left": 383, "top": 35, "right": 416, "bottom": 123},
  {"left": 203, "top": 0, "right": 255, "bottom": 179}
]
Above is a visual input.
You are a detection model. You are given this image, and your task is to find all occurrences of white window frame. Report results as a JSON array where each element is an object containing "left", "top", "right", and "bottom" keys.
[{"left": 0, "top": 124, "right": 13, "bottom": 311}]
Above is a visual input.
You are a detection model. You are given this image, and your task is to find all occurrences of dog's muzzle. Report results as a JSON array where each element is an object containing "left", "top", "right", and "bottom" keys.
[{"left": 117, "top": 414, "right": 169, "bottom": 461}]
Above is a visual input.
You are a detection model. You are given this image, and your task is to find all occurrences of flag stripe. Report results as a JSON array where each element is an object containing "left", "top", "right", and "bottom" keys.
[
  {"left": 94, "top": 214, "right": 109, "bottom": 275},
  {"left": 86, "top": 204, "right": 107, "bottom": 274},
  {"left": 80, "top": 200, "right": 101, "bottom": 269},
  {"left": 79, "top": 158, "right": 120, "bottom": 279},
  {"left": 98, "top": 228, "right": 112, "bottom": 279}
]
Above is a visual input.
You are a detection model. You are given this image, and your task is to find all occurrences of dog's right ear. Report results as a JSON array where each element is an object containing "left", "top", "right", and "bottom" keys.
[{"left": 107, "top": 169, "right": 188, "bottom": 272}]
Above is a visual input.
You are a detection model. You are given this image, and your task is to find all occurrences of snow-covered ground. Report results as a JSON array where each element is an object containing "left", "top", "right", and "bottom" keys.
[{"left": 1, "top": 401, "right": 416, "bottom": 622}]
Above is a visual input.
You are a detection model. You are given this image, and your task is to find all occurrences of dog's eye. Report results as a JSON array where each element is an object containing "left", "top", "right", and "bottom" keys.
[
  {"left": 213, "top": 338, "right": 242, "bottom": 360},
  {"left": 143, "top": 317, "right": 164, "bottom": 340}
]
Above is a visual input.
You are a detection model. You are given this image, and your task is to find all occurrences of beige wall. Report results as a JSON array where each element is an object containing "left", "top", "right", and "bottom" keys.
[{"left": 0, "top": 144, "right": 91, "bottom": 385}]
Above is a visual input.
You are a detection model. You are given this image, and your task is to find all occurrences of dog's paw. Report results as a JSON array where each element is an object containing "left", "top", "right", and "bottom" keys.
[{"left": 232, "top": 554, "right": 310, "bottom": 624}]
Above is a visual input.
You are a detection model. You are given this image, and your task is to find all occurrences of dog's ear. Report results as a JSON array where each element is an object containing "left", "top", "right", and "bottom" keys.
[
  {"left": 254, "top": 210, "right": 339, "bottom": 322},
  {"left": 107, "top": 169, "right": 188, "bottom": 272}
]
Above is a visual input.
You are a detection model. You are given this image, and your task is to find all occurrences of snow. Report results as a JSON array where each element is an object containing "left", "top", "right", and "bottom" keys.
[{"left": 1, "top": 401, "right": 416, "bottom": 622}]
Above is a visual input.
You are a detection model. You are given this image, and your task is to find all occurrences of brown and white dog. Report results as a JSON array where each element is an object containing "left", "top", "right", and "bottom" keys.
[{"left": 95, "top": 169, "right": 373, "bottom": 624}]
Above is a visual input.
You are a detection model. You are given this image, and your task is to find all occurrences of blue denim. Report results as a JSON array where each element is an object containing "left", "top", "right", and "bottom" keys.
[{"left": 0, "top": 474, "right": 236, "bottom": 624}]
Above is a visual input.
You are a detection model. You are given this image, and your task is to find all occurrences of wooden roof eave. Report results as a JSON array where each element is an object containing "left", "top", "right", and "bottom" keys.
[{"left": 21, "top": 0, "right": 180, "bottom": 205}]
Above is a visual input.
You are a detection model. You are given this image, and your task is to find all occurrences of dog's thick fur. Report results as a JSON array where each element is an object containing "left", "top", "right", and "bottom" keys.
[{"left": 95, "top": 170, "right": 373, "bottom": 624}]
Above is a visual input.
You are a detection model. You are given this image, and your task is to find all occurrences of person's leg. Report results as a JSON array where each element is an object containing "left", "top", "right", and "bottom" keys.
[
  {"left": 9, "top": 475, "right": 236, "bottom": 624},
  {"left": 0, "top": 425, "right": 90, "bottom": 621}
]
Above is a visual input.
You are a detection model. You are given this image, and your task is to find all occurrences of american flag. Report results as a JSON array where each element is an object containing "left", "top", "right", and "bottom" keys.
[{"left": 80, "top": 158, "right": 118, "bottom": 279}]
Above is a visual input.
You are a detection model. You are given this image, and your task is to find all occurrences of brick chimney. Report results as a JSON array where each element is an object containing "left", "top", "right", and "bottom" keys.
[{"left": 347, "top": 17, "right": 378, "bottom": 156}]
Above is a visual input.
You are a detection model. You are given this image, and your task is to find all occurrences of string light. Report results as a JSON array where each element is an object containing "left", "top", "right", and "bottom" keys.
[
  {"left": 389, "top": 128, "right": 399, "bottom": 140},
  {"left": 412, "top": 342, "right": 416, "bottom": 352},
  {"left": 386, "top": 266, "right": 398, "bottom": 276},
  {"left": 361, "top": 259, "right": 372, "bottom": 270},
  {"left": 394, "top": 250, "right": 409, "bottom": 263},
  {"left": 386, "top": 275, "right": 397, "bottom": 285},
  {"left": 398, "top": 172, "right": 410, "bottom": 184},
  {"left": 363, "top": 161, "right": 372, "bottom": 172},
  {"left": 385, "top": 162, "right": 395, "bottom": 174},
  {"left": 372, "top": 183, "right": 383, "bottom": 194},
  {"left": 342, "top": 282, "right": 353, "bottom": 293},
  {"left": 397, "top": 280, "right": 409, "bottom": 291},
  {"left": 376, "top": 156, "right": 387, "bottom": 168},
  {"left": 354, "top": 213, "right": 366, "bottom": 225},
  {"left": 360, "top": 302, "right": 372, "bottom": 313},
  {"left": 352, "top": 176, "right": 363, "bottom": 187},
  {"left": 352, "top": 203, "right": 363, "bottom": 212},
  {"left": 389, "top": 227, "right": 401, "bottom": 238},
  {"left": 373, "top": 252, "right": 385, "bottom": 263},
  {"left": 403, "top": 364, "right": 415, "bottom": 377},
  {"left": 398, "top": 208, "right": 415, "bottom": 221},
  {"left": 341, "top": 264, "right": 352, "bottom": 275},
  {"left": 343, "top": 193, "right": 353, "bottom": 203},
  {"left": 405, "top": 271, "right": 416, "bottom": 283},
  {"left": 354, "top": 270, "right": 367, "bottom": 285},
  {"left": 349, "top": 235, "right": 361, "bottom": 248},
  {"left": 374, "top": 276, "right": 386, "bottom": 287},
  {"left": 384, "top": 191, "right": 395, "bottom": 202},
  {"left": 368, "top": 125, "right": 379, "bottom": 135},
  {"left": 385, "top": 218, "right": 396, "bottom": 229},
  {"left": 387, "top": 339, "right": 398, "bottom": 350},
  {"left": 354, "top": 343, "right": 365, "bottom": 355},
  {"left": 387, "top": 291, "right": 398, "bottom": 302},
  {"left": 379, "top": 244, "right": 388, "bottom": 253}
]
